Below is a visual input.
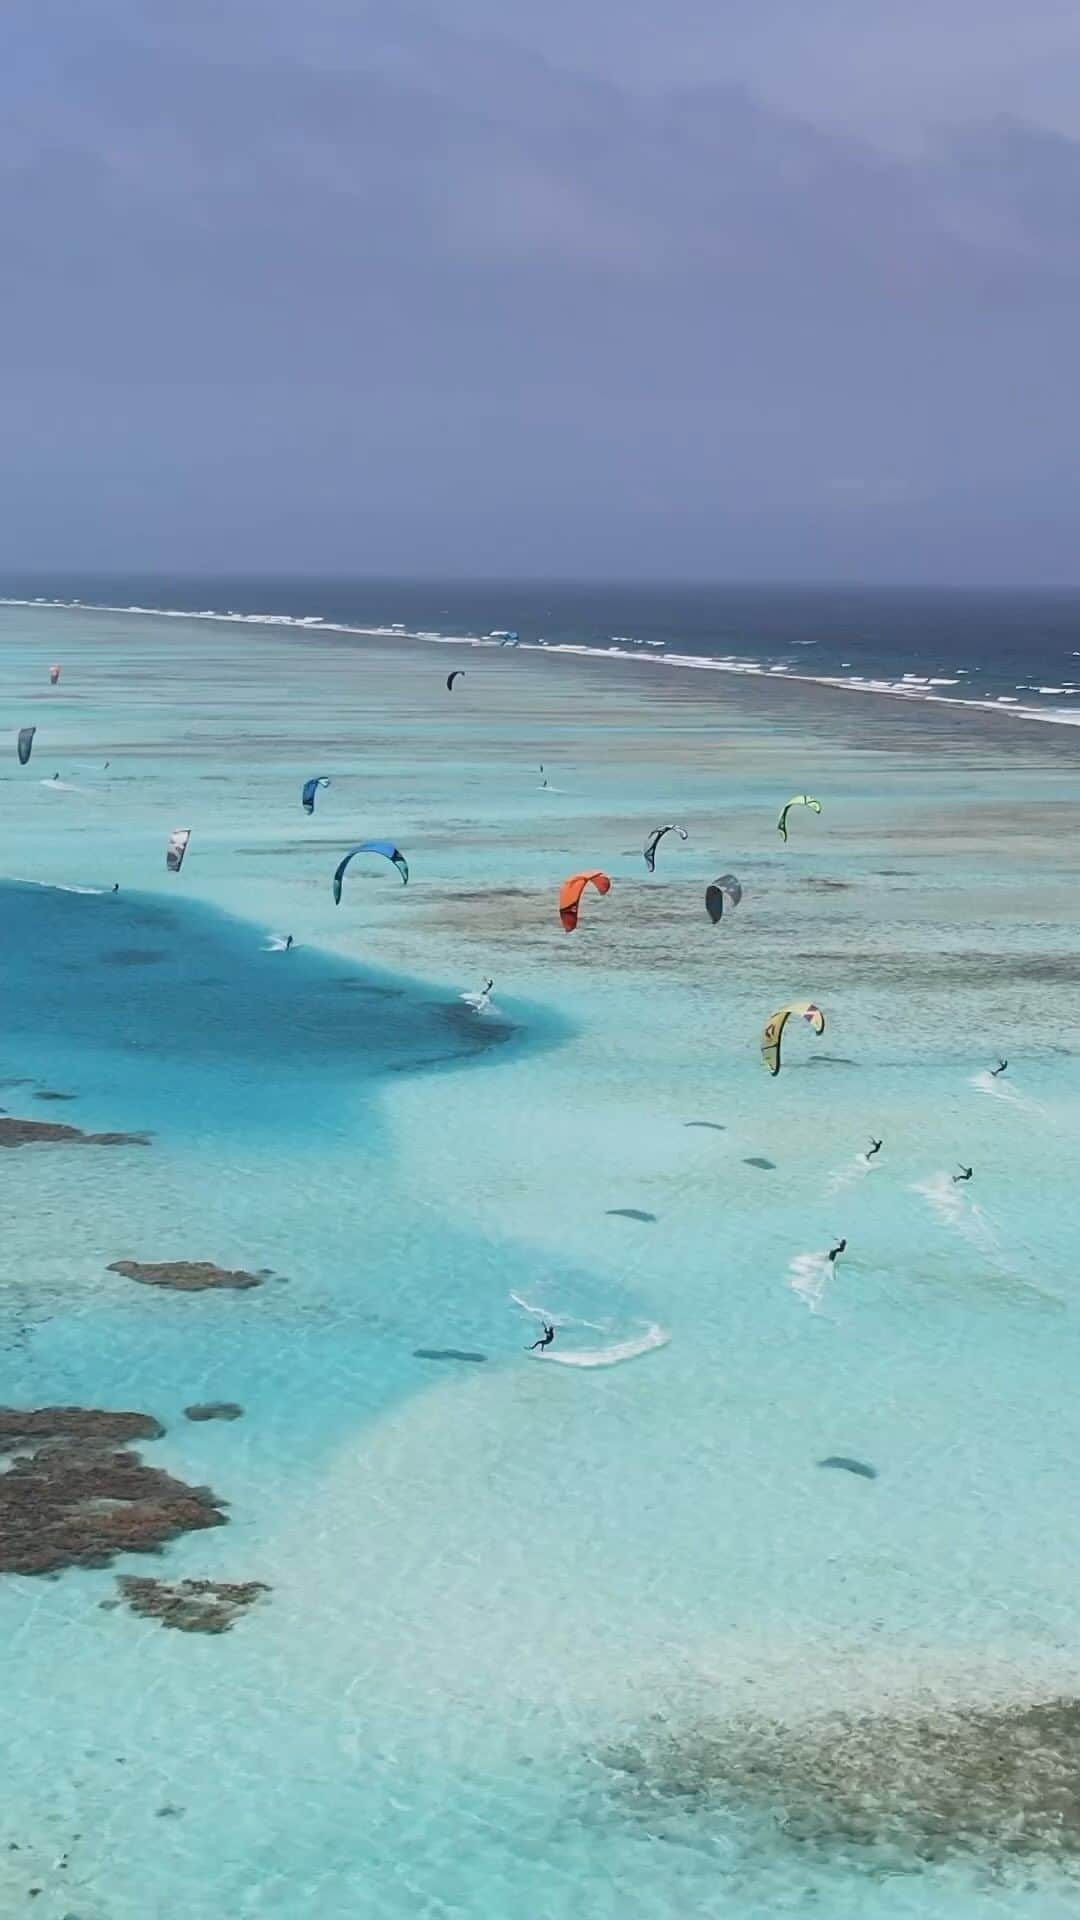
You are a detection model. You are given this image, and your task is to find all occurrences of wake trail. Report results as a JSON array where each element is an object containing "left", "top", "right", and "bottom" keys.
[
  {"left": 543, "top": 1324, "right": 670, "bottom": 1368},
  {"left": 970, "top": 1071, "right": 1045, "bottom": 1117},
  {"left": 460, "top": 991, "right": 495, "bottom": 1014},
  {"left": 913, "top": 1171, "right": 1003, "bottom": 1264},
  {"left": 786, "top": 1249, "right": 832, "bottom": 1314},
  {"left": 913, "top": 1172, "right": 1060, "bottom": 1303},
  {"left": 13, "top": 879, "right": 109, "bottom": 895},
  {"left": 826, "top": 1153, "right": 876, "bottom": 1197}
]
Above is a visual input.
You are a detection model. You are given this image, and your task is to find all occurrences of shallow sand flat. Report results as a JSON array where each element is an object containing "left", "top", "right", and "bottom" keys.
[{"left": 1, "top": 603, "right": 1080, "bottom": 1917}]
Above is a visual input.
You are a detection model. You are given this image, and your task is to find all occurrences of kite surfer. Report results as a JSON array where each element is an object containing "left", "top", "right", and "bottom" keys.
[
  {"left": 866, "top": 1138, "right": 882, "bottom": 1160},
  {"left": 953, "top": 1166, "right": 974, "bottom": 1183},
  {"left": 990, "top": 1059, "right": 1008, "bottom": 1077},
  {"left": 284, "top": 935, "right": 293, "bottom": 950},
  {"left": 529, "top": 1322, "right": 555, "bottom": 1353},
  {"left": 539, "top": 765, "right": 549, "bottom": 788},
  {"left": 827, "top": 1238, "right": 847, "bottom": 1265}
]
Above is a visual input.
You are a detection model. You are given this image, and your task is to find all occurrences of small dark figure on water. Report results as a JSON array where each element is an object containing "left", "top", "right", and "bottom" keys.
[
  {"left": 112, "top": 883, "right": 120, "bottom": 893},
  {"left": 529, "top": 1322, "right": 555, "bottom": 1353},
  {"left": 953, "top": 1166, "right": 974, "bottom": 1183},
  {"left": 827, "top": 1238, "right": 847, "bottom": 1265},
  {"left": 285, "top": 935, "right": 294, "bottom": 950},
  {"left": 990, "top": 1059, "right": 1008, "bottom": 1077},
  {"left": 866, "top": 1138, "right": 882, "bottom": 1160}
]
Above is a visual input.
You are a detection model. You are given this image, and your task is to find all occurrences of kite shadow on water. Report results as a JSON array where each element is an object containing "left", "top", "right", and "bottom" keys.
[
  {"left": 413, "top": 1348, "right": 487, "bottom": 1364},
  {"left": 605, "top": 1208, "right": 658, "bottom": 1223},
  {"left": 684, "top": 1120, "right": 726, "bottom": 1132},
  {"left": 818, "top": 1456, "right": 878, "bottom": 1480},
  {"left": 743, "top": 1156, "right": 777, "bottom": 1170}
]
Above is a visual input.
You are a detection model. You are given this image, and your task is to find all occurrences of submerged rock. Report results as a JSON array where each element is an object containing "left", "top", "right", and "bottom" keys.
[
  {"left": 32, "top": 1090, "right": 77, "bottom": 1102},
  {"left": 114, "top": 1576, "right": 268, "bottom": 1634},
  {"left": 108, "top": 1260, "right": 262, "bottom": 1291},
  {"left": 0, "top": 1406, "right": 225, "bottom": 1575},
  {"left": 184, "top": 1402, "right": 244, "bottom": 1421},
  {"left": 0, "top": 1118, "right": 150, "bottom": 1148}
]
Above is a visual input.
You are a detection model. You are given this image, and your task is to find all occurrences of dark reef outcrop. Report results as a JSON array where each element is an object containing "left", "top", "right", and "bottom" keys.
[
  {"left": 108, "top": 1260, "right": 262, "bottom": 1291},
  {"left": 0, "top": 1118, "right": 150, "bottom": 1148},
  {"left": 0, "top": 1407, "right": 225, "bottom": 1575},
  {"left": 113, "top": 1575, "right": 268, "bottom": 1633}
]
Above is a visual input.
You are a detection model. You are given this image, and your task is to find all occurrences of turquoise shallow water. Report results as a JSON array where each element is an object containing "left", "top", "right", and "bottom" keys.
[{"left": 4, "top": 605, "right": 1080, "bottom": 1916}]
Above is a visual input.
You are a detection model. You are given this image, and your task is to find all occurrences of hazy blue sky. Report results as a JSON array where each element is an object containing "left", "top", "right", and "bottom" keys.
[{"left": 3, "top": 1, "right": 1079, "bottom": 580}]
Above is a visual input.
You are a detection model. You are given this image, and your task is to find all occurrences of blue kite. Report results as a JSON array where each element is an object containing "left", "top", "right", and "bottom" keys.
[{"left": 332, "top": 840, "right": 409, "bottom": 904}]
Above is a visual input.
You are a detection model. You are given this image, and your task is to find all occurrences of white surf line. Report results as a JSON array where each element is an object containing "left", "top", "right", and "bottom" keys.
[{"left": 10, "top": 596, "right": 1080, "bottom": 732}]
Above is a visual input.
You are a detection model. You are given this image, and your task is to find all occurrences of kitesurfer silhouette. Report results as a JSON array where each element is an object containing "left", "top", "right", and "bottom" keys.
[
  {"left": 827, "top": 1238, "right": 847, "bottom": 1265},
  {"left": 990, "top": 1059, "right": 1008, "bottom": 1077},
  {"left": 866, "top": 1138, "right": 882, "bottom": 1160},
  {"left": 529, "top": 1322, "right": 555, "bottom": 1353},
  {"left": 953, "top": 1166, "right": 974, "bottom": 1183}
]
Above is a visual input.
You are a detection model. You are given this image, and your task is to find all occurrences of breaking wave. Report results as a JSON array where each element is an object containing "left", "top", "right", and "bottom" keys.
[{"left": 8, "top": 596, "right": 1080, "bottom": 729}]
